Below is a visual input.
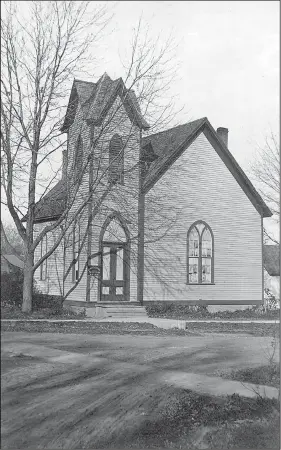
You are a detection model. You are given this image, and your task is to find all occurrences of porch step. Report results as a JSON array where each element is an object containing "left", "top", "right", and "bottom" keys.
[{"left": 90, "top": 304, "right": 148, "bottom": 319}]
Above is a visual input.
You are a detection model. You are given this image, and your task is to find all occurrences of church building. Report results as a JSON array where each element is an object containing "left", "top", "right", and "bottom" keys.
[{"left": 31, "top": 73, "right": 272, "bottom": 317}]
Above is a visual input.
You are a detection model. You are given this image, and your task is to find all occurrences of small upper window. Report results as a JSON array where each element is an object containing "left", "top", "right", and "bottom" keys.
[
  {"left": 108, "top": 134, "right": 124, "bottom": 184},
  {"left": 74, "top": 135, "right": 83, "bottom": 183},
  {"left": 187, "top": 221, "right": 214, "bottom": 284}
]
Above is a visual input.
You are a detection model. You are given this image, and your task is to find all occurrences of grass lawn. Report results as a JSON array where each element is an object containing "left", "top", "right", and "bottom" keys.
[
  {"left": 1, "top": 304, "right": 86, "bottom": 320},
  {"left": 1, "top": 319, "right": 280, "bottom": 337},
  {"left": 123, "top": 390, "right": 279, "bottom": 449},
  {"left": 221, "top": 364, "right": 280, "bottom": 389}
]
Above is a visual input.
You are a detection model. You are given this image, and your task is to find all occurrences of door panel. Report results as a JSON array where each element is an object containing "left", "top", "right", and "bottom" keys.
[{"left": 101, "top": 243, "right": 126, "bottom": 301}]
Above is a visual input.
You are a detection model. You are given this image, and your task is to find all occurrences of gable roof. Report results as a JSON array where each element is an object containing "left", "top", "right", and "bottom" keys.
[
  {"left": 61, "top": 73, "right": 149, "bottom": 132},
  {"left": 22, "top": 179, "right": 67, "bottom": 223},
  {"left": 264, "top": 245, "right": 280, "bottom": 276},
  {"left": 142, "top": 117, "right": 272, "bottom": 218}
]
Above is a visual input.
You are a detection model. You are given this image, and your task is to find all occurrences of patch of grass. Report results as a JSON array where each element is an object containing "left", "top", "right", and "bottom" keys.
[
  {"left": 221, "top": 364, "right": 280, "bottom": 389},
  {"left": 185, "top": 321, "right": 280, "bottom": 337},
  {"left": 1, "top": 304, "right": 86, "bottom": 320},
  {"left": 146, "top": 302, "right": 280, "bottom": 320},
  {"left": 117, "top": 389, "right": 279, "bottom": 449},
  {"left": 0, "top": 320, "right": 198, "bottom": 336},
  {"left": 205, "top": 413, "right": 280, "bottom": 449}
]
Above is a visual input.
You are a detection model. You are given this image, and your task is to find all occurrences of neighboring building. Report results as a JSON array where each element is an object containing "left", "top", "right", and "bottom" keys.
[
  {"left": 1, "top": 254, "right": 24, "bottom": 274},
  {"left": 25, "top": 73, "right": 272, "bottom": 316},
  {"left": 264, "top": 245, "right": 280, "bottom": 301}
]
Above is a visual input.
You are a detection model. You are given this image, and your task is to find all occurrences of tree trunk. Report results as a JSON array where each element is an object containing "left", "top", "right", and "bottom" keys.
[{"left": 22, "top": 253, "right": 34, "bottom": 313}]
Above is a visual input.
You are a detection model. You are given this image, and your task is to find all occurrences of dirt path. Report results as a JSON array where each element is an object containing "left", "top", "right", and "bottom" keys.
[{"left": 1, "top": 331, "right": 279, "bottom": 449}]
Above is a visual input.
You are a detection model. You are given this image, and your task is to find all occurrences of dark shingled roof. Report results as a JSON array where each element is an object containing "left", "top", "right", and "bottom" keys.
[
  {"left": 264, "top": 245, "right": 280, "bottom": 276},
  {"left": 22, "top": 180, "right": 67, "bottom": 223},
  {"left": 61, "top": 73, "right": 149, "bottom": 132},
  {"left": 142, "top": 117, "right": 272, "bottom": 218}
]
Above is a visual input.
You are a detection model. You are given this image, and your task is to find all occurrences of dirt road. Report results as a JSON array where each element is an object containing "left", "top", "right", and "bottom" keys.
[{"left": 1, "top": 331, "right": 279, "bottom": 449}]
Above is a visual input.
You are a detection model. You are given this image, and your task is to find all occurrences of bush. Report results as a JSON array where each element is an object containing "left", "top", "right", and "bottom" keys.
[
  {"left": 1, "top": 272, "right": 63, "bottom": 314},
  {"left": 145, "top": 302, "right": 280, "bottom": 320},
  {"left": 1, "top": 270, "right": 24, "bottom": 308},
  {"left": 146, "top": 302, "right": 210, "bottom": 318}
]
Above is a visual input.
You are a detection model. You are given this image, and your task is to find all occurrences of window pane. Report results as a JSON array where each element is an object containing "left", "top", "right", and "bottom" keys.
[
  {"left": 196, "top": 223, "right": 205, "bottom": 235},
  {"left": 189, "top": 228, "right": 199, "bottom": 257},
  {"left": 103, "top": 286, "right": 109, "bottom": 294},
  {"left": 103, "top": 219, "right": 126, "bottom": 242},
  {"left": 202, "top": 229, "right": 212, "bottom": 257},
  {"left": 116, "top": 248, "right": 123, "bottom": 280},
  {"left": 102, "top": 247, "right": 110, "bottom": 280},
  {"left": 75, "top": 251, "right": 79, "bottom": 281},
  {"left": 189, "top": 257, "right": 198, "bottom": 283},
  {"left": 202, "top": 258, "right": 211, "bottom": 283},
  {"left": 116, "top": 287, "right": 123, "bottom": 295}
]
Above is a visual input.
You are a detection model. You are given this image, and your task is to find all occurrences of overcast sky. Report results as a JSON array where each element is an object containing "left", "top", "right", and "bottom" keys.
[
  {"left": 96, "top": 0, "right": 279, "bottom": 170},
  {"left": 2, "top": 1, "right": 279, "bottom": 228}
]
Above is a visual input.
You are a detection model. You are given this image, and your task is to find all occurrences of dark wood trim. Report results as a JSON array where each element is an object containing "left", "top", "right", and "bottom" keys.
[
  {"left": 86, "top": 125, "right": 95, "bottom": 302},
  {"left": 202, "top": 126, "right": 271, "bottom": 218},
  {"left": 143, "top": 123, "right": 203, "bottom": 194},
  {"left": 186, "top": 221, "right": 214, "bottom": 285},
  {"left": 98, "top": 212, "right": 130, "bottom": 302},
  {"left": 137, "top": 129, "right": 145, "bottom": 305},
  {"left": 143, "top": 119, "right": 271, "bottom": 218},
  {"left": 261, "top": 216, "right": 264, "bottom": 305},
  {"left": 143, "top": 300, "right": 264, "bottom": 305}
]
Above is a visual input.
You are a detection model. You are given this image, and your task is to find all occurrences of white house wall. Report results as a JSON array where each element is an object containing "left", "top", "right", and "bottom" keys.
[{"left": 144, "top": 131, "right": 263, "bottom": 304}]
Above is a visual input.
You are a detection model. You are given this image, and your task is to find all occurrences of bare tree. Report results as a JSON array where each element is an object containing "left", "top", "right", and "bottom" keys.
[
  {"left": 251, "top": 133, "right": 280, "bottom": 244},
  {"left": 1, "top": 3, "right": 184, "bottom": 312},
  {"left": 1, "top": 0, "right": 111, "bottom": 311}
]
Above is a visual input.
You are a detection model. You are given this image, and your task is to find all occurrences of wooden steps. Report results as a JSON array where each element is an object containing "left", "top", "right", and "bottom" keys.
[{"left": 87, "top": 303, "right": 148, "bottom": 319}]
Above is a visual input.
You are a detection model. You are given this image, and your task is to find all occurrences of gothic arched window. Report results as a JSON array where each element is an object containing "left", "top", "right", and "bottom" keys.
[
  {"left": 74, "top": 135, "right": 83, "bottom": 183},
  {"left": 187, "top": 221, "right": 214, "bottom": 284},
  {"left": 109, "top": 134, "right": 124, "bottom": 184}
]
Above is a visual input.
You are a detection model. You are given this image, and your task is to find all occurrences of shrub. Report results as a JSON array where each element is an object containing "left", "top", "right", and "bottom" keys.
[
  {"left": 1, "top": 272, "right": 63, "bottom": 314},
  {"left": 146, "top": 302, "right": 210, "bottom": 318},
  {"left": 1, "top": 270, "right": 24, "bottom": 308}
]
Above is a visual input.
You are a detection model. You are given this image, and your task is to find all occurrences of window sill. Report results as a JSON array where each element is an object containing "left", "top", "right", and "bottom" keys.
[{"left": 186, "top": 283, "right": 215, "bottom": 286}]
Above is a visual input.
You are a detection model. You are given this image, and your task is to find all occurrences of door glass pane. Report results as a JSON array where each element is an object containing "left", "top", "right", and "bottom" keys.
[
  {"left": 103, "top": 286, "right": 109, "bottom": 294},
  {"left": 189, "top": 257, "right": 198, "bottom": 283},
  {"left": 202, "top": 258, "right": 211, "bottom": 283},
  {"left": 102, "top": 246, "right": 110, "bottom": 280},
  {"left": 116, "top": 248, "right": 123, "bottom": 280},
  {"left": 116, "top": 287, "right": 123, "bottom": 295}
]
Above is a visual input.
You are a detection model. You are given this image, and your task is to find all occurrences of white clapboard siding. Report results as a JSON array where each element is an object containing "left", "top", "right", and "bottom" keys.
[{"left": 144, "top": 132, "right": 263, "bottom": 304}]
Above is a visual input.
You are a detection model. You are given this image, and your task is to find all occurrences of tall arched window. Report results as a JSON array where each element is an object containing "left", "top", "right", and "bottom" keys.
[
  {"left": 74, "top": 135, "right": 83, "bottom": 183},
  {"left": 40, "top": 234, "right": 48, "bottom": 281},
  {"left": 109, "top": 134, "right": 124, "bottom": 184},
  {"left": 187, "top": 221, "right": 214, "bottom": 284},
  {"left": 72, "top": 220, "right": 80, "bottom": 283}
]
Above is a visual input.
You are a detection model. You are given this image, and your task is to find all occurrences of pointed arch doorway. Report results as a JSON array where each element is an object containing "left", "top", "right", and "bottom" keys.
[{"left": 99, "top": 215, "right": 130, "bottom": 302}]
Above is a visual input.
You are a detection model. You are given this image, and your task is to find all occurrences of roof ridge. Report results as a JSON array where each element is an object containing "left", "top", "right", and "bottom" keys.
[
  {"left": 143, "top": 117, "right": 207, "bottom": 140},
  {"left": 74, "top": 79, "right": 96, "bottom": 85}
]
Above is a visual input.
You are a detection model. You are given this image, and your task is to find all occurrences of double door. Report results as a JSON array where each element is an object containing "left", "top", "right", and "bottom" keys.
[{"left": 101, "top": 242, "right": 127, "bottom": 301}]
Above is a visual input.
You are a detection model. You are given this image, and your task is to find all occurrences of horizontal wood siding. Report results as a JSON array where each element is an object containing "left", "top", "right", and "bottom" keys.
[
  {"left": 33, "top": 222, "right": 64, "bottom": 296},
  {"left": 66, "top": 96, "right": 140, "bottom": 303},
  {"left": 144, "top": 132, "right": 263, "bottom": 304}
]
